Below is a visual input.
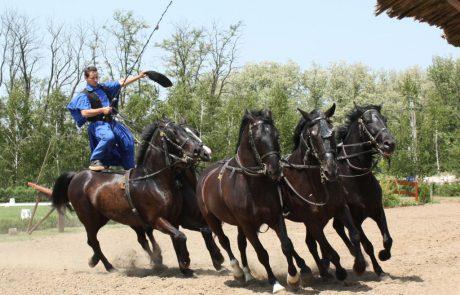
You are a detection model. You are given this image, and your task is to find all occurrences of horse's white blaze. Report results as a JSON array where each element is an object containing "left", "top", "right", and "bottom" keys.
[
  {"left": 185, "top": 127, "right": 202, "bottom": 143},
  {"left": 203, "top": 145, "right": 212, "bottom": 155}
]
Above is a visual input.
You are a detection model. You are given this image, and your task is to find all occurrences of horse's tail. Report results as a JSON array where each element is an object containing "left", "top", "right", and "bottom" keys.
[{"left": 51, "top": 171, "right": 77, "bottom": 213}]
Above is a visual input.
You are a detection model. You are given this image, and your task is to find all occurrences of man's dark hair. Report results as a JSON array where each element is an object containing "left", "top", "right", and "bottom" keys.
[{"left": 84, "top": 66, "right": 98, "bottom": 78}]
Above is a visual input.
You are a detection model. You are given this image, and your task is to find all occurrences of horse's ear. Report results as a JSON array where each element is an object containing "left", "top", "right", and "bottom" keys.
[
  {"left": 245, "top": 109, "right": 255, "bottom": 120},
  {"left": 325, "top": 103, "right": 336, "bottom": 118},
  {"left": 262, "top": 108, "right": 272, "bottom": 119},
  {"left": 297, "top": 108, "right": 313, "bottom": 122},
  {"left": 376, "top": 104, "right": 382, "bottom": 112}
]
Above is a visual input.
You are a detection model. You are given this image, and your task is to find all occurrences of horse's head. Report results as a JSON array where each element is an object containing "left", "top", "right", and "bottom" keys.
[
  {"left": 356, "top": 105, "right": 395, "bottom": 158},
  {"left": 237, "top": 109, "right": 281, "bottom": 182},
  {"left": 160, "top": 119, "right": 212, "bottom": 164},
  {"left": 297, "top": 103, "right": 338, "bottom": 182}
]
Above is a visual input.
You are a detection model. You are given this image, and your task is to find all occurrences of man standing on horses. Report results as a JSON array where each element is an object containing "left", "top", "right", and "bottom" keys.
[{"left": 68, "top": 66, "right": 146, "bottom": 171}]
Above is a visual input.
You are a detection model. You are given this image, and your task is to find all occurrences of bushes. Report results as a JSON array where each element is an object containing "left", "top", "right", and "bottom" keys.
[
  {"left": 0, "top": 186, "right": 45, "bottom": 203},
  {"left": 432, "top": 182, "right": 460, "bottom": 197}
]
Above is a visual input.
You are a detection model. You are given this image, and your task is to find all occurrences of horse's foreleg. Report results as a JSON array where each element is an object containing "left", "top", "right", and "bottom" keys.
[
  {"left": 332, "top": 217, "right": 355, "bottom": 256},
  {"left": 371, "top": 206, "right": 393, "bottom": 261},
  {"left": 305, "top": 227, "right": 332, "bottom": 279},
  {"left": 308, "top": 226, "right": 347, "bottom": 281},
  {"left": 335, "top": 205, "right": 366, "bottom": 275},
  {"left": 272, "top": 216, "right": 303, "bottom": 289},
  {"left": 237, "top": 227, "right": 254, "bottom": 282},
  {"left": 242, "top": 225, "right": 285, "bottom": 293},
  {"left": 358, "top": 224, "right": 387, "bottom": 278},
  {"left": 154, "top": 217, "right": 191, "bottom": 276}
]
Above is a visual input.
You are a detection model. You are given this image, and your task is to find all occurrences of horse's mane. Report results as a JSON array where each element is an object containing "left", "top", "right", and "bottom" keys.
[
  {"left": 292, "top": 109, "right": 322, "bottom": 151},
  {"left": 235, "top": 110, "right": 274, "bottom": 153},
  {"left": 136, "top": 121, "right": 162, "bottom": 164},
  {"left": 337, "top": 104, "right": 383, "bottom": 142}
]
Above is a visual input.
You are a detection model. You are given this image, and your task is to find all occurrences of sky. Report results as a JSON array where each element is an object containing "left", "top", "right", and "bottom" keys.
[{"left": 1, "top": 0, "right": 459, "bottom": 72}]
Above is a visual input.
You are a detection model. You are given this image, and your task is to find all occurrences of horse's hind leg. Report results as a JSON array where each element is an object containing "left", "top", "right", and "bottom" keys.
[
  {"left": 83, "top": 216, "right": 113, "bottom": 271},
  {"left": 200, "top": 227, "right": 225, "bottom": 270},
  {"left": 204, "top": 213, "right": 242, "bottom": 279},
  {"left": 179, "top": 214, "right": 224, "bottom": 270},
  {"left": 145, "top": 227, "right": 163, "bottom": 265},
  {"left": 130, "top": 226, "right": 163, "bottom": 267}
]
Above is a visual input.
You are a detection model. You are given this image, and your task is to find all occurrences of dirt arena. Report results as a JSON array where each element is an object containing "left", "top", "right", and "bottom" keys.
[{"left": 1, "top": 198, "right": 459, "bottom": 295}]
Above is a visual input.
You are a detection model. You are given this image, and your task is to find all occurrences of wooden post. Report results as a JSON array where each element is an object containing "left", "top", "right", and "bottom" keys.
[
  {"left": 415, "top": 181, "right": 419, "bottom": 202},
  {"left": 58, "top": 210, "right": 65, "bottom": 232},
  {"left": 430, "top": 183, "right": 433, "bottom": 203}
]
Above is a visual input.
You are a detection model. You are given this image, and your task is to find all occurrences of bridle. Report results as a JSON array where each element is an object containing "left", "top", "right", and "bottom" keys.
[
  {"left": 279, "top": 116, "right": 336, "bottom": 208},
  {"left": 130, "top": 122, "right": 202, "bottom": 182},
  {"left": 337, "top": 109, "right": 388, "bottom": 176},
  {"left": 219, "top": 120, "right": 280, "bottom": 179},
  {"left": 234, "top": 120, "right": 281, "bottom": 176},
  {"left": 286, "top": 116, "right": 336, "bottom": 182}
]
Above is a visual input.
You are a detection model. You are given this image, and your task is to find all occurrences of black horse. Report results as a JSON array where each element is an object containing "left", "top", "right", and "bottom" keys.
[
  {"left": 51, "top": 118, "right": 211, "bottom": 276},
  {"left": 197, "top": 109, "right": 302, "bottom": 293},
  {"left": 280, "top": 104, "right": 366, "bottom": 280},
  {"left": 329, "top": 104, "right": 396, "bottom": 278}
]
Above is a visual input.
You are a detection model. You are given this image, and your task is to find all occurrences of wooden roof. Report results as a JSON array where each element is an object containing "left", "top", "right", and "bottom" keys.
[{"left": 375, "top": 0, "right": 460, "bottom": 47}]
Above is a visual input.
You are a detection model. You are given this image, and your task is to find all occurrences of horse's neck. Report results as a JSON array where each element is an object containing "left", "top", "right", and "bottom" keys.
[
  {"left": 290, "top": 144, "right": 320, "bottom": 166},
  {"left": 236, "top": 137, "right": 259, "bottom": 167},
  {"left": 341, "top": 122, "right": 373, "bottom": 168},
  {"left": 137, "top": 137, "right": 170, "bottom": 174}
]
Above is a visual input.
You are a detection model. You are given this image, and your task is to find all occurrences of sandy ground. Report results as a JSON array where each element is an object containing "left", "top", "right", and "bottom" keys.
[{"left": 1, "top": 199, "right": 459, "bottom": 295}]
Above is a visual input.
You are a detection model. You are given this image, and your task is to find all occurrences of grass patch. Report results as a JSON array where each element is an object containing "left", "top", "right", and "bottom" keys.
[{"left": 0, "top": 205, "right": 82, "bottom": 235}]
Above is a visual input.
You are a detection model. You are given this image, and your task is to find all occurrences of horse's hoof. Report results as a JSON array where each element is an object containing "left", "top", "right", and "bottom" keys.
[
  {"left": 152, "top": 263, "right": 167, "bottom": 271},
  {"left": 180, "top": 268, "right": 194, "bottom": 277},
  {"left": 320, "top": 271, "right": 334, "bottom": 281},
  {"left": 212, "top": 251, "right": 225, "bottom": 265},
  {"left": 230, "top": 259, "right": 244, "bottom": 281},
  {"left": 107, "top": 266, "right": 117, "bottom": 273},
  {"left": 88, "top": 257, "right": 99, "bottom": 268},
  {"left": 320, "top": 258, "right": 331, "bottom": 270},
  {"left": 335, "top": 268, "right": 347, "bottom": 281},
  {"left": 272, "top": 281, "right": 285, "bottom": 293},
  {"left": 300, "top": 269, "right": 314, "bottom": 286},
  {"left": 287, "top": 271, "right": 300, "bottom": 289},
  {"left": 353, "top": 258, "right": 366, "bottom": 275},
  {"left": 243, "top": 267, "right": 255, "bottom": 282},
  {"left": 378, "top": 250, "right": 391, "bottom": 261},
  {"left": 379, "top": 273, "right": 391, "bottom": 281}
]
